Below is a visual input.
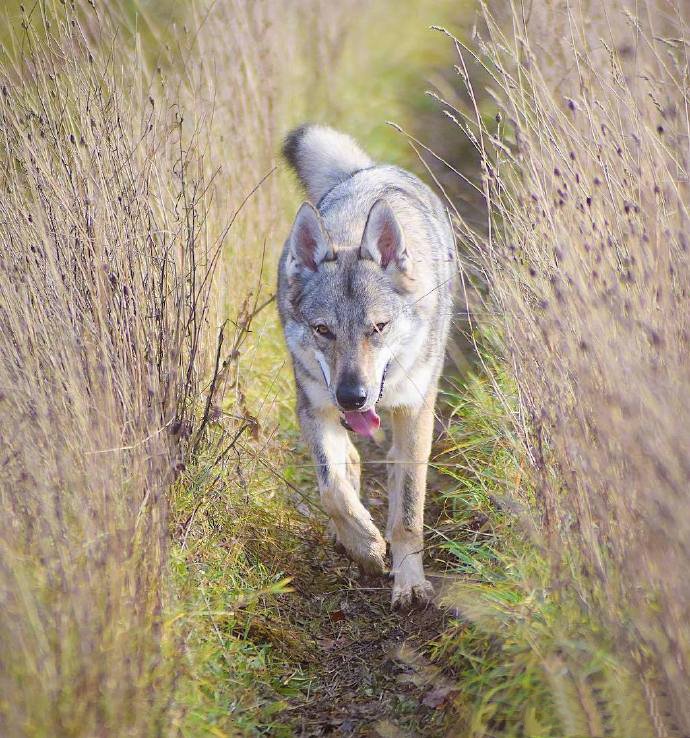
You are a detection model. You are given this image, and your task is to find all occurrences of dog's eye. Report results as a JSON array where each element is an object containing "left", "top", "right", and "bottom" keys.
[
  {"left": 373, "top": 322, "right": 389, "bottom": 334},
  {"left": 313, "top": 324, "right": 334, "bottom": 339}
]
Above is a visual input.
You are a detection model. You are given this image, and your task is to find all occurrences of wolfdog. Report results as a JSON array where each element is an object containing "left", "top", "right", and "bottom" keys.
[{"left": 278, "top": 125, "right": 455, "bottom": 608}]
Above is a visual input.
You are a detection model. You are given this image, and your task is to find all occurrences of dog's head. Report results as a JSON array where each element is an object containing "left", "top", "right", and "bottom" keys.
[{"left": 285, "top": 199, "right": 417, "bottom": 436}]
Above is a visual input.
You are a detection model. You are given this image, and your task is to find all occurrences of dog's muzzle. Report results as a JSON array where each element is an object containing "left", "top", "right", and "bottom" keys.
[{"left": 339, "top": 361, "right": 390, "bottom": 437}]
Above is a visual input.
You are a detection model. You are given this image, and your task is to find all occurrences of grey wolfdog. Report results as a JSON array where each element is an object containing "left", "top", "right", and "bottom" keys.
[{"left": 278, "top": 124, "right": 455, "bottom": 608}]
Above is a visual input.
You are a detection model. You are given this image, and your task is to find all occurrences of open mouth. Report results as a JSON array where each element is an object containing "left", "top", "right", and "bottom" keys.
[{"left": 340, "top": 362, "right": 389, "bottom": 438}]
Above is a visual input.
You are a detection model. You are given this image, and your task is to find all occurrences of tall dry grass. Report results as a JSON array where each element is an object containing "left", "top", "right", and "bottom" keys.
[
  {"left": 448, "top": 0, "right": 690, "bottom": 732},
  {"left": 0, "top": 0, "right": 367, "bottom": 734},
  {"left": 0, "top": 4, "right": 220, "bottom": 734}
]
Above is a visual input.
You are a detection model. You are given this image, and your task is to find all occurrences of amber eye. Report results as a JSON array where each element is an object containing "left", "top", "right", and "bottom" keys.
[{"left": 313, "top": 324, "right": 334, "bottom": 339}]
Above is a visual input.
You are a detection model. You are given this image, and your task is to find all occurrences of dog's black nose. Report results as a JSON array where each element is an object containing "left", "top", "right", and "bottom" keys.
[{"left": 336, "top": 382, "right": 367, "bottom": 410}]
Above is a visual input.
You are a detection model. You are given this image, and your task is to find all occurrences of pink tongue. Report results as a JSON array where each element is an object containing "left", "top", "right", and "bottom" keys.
[{"left": 343, "top": 408, "right": 381, "bottom": 437}]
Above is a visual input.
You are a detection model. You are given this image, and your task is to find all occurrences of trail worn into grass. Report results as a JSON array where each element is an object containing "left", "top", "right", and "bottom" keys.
[
  {"left": 269, "top": 435, "right": 461, "bottom": 737},
  {"left": 171, "top": 328, "right": 479, "bottom": 737},
  {"left": 172, "top": 414, "right": 471, "bottom": 738}
]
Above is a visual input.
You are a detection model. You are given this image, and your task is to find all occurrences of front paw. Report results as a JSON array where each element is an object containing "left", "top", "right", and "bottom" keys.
[
  {"left": 391, "top": 578, "right": 435, "bottom": 610},
  {"left": 356, "top": 536, "right": 387, "bottom": 576},
  {"left": 348, "top": 533, "right": 387, "bottom": 576},
  {"left": 332, "top": 522, "right": 387, "bottom": 576}
]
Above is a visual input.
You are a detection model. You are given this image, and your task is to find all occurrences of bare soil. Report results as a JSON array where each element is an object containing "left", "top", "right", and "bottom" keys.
[{"left": 274, "top": 435, "right": 462, "bottom": 737}]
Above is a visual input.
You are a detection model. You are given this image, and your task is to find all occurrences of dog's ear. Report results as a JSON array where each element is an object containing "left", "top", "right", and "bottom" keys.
[
  {"left": 359, "top": 199, "right": 411, "bottom": 274},
  {"left": 286, "top": 202, "right": 334, "bottom": 279}
]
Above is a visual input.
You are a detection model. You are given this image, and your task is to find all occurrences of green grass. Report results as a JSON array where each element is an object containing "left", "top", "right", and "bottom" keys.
[
  {"left": 427, "top": 359, "right": 664, "bottom": 738},
  {"left": 165, "top": 312, "right": 307, "bottom": 736},
  {"left": 430, "top": 368, "right": 559, "bottom": 736},
  {"left": 168, "top": 462, "right": 306, "bottom": 734}
]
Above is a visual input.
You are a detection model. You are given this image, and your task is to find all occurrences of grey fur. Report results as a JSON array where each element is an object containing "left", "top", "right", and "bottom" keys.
[
  {"left": 278, "top": 124, "right": 456, "bottom": 607},
  {"left": 282, "top": 124, "right": 374, "bottom": 204},
  {"left": 401, "top": 472, "right": 416, "bottom": 532}
]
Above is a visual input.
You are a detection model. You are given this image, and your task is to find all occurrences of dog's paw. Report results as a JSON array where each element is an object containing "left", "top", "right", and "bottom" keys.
[
  {"left": 391, "top": 579, "right": 435, "bottom": 610},
  {"left": 331, "top": 519, "right": 387, "bottom": 575},
  {"left": 336, "top": 531, "right": 387, "bottom": 576},
  {"left": 355, "top": 537, "right": 387, "bottom": 576},
  {"left": 342, "top": 532, "right": 386, "bottom": 575}
]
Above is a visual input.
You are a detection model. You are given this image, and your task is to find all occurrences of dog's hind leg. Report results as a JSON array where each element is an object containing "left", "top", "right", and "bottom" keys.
[
  {"left": 388, "top": 389, "right": 436, "bottom": 609},
  {"left": 298, "top": 393, "right": 385, "bottom": 575}
]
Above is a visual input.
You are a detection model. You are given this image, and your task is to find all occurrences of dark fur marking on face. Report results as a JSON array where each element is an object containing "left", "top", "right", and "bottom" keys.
[
  {"left": 378, "top": 361, "right": 389, "bottom": 401},
  {"left": 344, "top": 266, "right": 355, "bottom": 300},
  {"left": 293, "top": 353, "right": 320, "bottom": 385}
]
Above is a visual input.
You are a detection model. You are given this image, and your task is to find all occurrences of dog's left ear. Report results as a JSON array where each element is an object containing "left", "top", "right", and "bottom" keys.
[{"left": 359, "top": 199, "right": 411, "bottom": 274}]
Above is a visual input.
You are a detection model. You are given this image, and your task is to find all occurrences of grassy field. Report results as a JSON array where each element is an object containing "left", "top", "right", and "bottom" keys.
[{"left": 0, "top": 0, "right": 688, "bottom": 736}]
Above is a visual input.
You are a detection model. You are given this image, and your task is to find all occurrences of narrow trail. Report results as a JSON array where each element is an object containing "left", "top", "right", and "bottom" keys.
[
  {"left": 258, "top": 14, "right": 482, "bottom": 732},
  {"left": 231, "top": 14, "right": 480, "bottom": 728},
  {"left": 270, "top": 430, "right": 462, "bottom": 737}
]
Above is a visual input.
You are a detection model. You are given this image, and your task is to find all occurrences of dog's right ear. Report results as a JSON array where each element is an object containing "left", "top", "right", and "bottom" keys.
[
  {"left": 286, "top": 202, "right": 334, "bottom": 280},
  {"left": 358, "top": 199, "right": 411, "bottom": 275}
]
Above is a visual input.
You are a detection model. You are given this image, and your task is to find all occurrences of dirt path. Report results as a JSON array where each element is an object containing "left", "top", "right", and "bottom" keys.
[{"left": 271, "top": 435, "right": 461, "bottom": 737}]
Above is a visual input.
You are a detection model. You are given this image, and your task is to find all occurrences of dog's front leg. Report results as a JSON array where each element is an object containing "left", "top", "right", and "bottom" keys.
[
  {"left": 297, "top": 393, "right": 386, "bottom": 575},
  {"left": 388, "top": 393, "right": 436, "bottom": 608}
]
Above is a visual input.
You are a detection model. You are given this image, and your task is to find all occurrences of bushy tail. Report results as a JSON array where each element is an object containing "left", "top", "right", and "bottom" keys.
[{"left": 282, "top": 124, "right": 374, "bottom": 204}]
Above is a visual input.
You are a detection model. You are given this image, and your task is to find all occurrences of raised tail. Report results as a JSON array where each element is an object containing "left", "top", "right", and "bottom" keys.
[{"left": 282, "top": 124, "right": 374, "bottom": 204}]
